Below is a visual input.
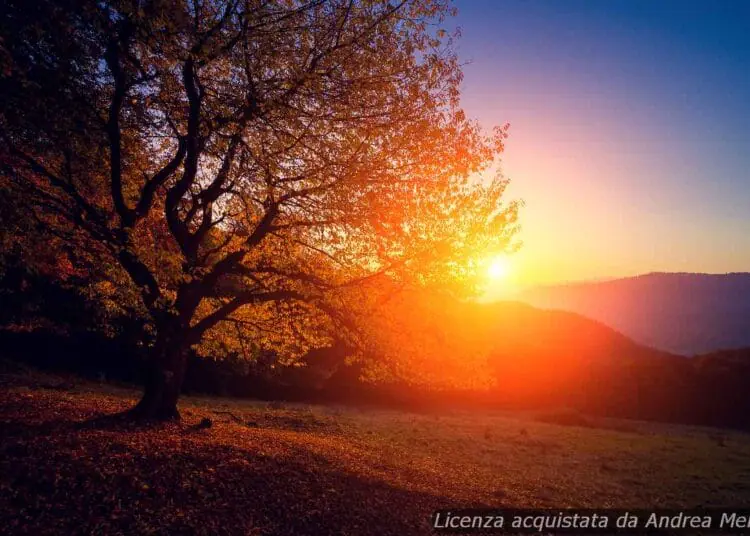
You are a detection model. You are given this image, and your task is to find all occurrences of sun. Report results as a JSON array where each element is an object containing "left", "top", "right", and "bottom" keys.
[{"left": 487, "top": 255, "right": 511, "bottom": 280}]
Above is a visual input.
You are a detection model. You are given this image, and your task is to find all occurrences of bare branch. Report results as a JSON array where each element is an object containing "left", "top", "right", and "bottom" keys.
[{"left": 104, "top": 20, "right": 136, "bottom": 227}]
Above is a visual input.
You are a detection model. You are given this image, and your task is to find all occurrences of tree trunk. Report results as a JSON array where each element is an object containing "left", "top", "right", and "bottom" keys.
[{"left": 129, "top": 326, "right": 188, "bottom": 421}]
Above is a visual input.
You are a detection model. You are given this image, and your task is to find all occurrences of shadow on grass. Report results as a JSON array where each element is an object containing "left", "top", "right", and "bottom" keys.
[{"left": 0, "top": 411, "right": 476, "bottom": 535}]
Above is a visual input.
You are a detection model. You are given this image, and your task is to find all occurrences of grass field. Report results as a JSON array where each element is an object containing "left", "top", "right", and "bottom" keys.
[{"left": 2, "top": 362, "right": 750, "bottom": 535}]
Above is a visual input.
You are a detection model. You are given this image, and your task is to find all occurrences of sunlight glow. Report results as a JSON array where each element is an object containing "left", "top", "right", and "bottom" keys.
[{"left": 487, "top": 255, "right": 511, "bottom": 280}]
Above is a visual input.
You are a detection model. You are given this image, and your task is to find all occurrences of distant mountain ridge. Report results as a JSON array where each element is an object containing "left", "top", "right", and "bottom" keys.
[{"left": 519, "top": 272, "right": 750, "bottom": 355}]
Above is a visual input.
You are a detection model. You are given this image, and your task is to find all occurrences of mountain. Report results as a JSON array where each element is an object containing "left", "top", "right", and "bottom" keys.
[
  {"left": 362, "top": 290, "right": 682, "bottom": 395},
  {"left": 364, "top": 293, "right": 750, "bottom": 428},
  {"left": 458, "top": 300, "right": 685, "bottom": 406},
  {"left": 350, "top": 293, "right": 750, "bottom": 428},
  {"left": 518, "top": 272, "right": 750, "bottom": 355}
]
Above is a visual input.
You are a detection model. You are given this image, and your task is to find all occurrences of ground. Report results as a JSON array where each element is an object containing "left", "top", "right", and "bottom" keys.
[{"left": 2, "top": 363, "right": 750, "bottom": 535}]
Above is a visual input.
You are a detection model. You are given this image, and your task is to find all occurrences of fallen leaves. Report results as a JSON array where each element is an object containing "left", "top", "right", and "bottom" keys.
[
  {"left": 5, "top": 365, "right": 744, "bottom": 535},
  {"left": 0, "top": 370, "right": 456, "bottom": 535}
]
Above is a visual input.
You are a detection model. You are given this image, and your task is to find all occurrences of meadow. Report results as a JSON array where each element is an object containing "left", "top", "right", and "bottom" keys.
[{"left": 2, "top": 362, "right": 749, "bottom": 535}]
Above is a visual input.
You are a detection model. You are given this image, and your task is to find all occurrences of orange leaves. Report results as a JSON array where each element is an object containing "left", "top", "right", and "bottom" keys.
[{"left": 2, "top": 0, "right": 520, "bottom": 388}]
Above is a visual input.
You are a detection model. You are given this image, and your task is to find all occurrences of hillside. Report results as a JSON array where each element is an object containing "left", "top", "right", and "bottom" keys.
[
  {"left": 470, "top": 301, "right": 685, "bottom": 406},
  {"left": 519, "top": 272, "right": 750, "bottom": 355},
  {"left": 354, "top": 294, "right": 750, "bottom": 429},
  {"left": 3, "top": 365, "right": 750, "bottom": 535},
  {"left": 364, "top": 292, "right": 679, "bottom": 395},
  {"left": 4, "top": 291, "right": 750, "bottom": 430}
]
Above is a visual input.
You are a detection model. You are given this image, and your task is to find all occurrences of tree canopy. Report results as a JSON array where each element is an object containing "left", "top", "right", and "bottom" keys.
[{"left": 0, "top": 0, "right": 518, "bottom": 418}]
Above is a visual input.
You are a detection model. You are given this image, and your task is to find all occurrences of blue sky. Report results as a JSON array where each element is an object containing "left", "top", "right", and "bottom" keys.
[{"left": 450, "top": 0, "right": 750, "bottom": 287}]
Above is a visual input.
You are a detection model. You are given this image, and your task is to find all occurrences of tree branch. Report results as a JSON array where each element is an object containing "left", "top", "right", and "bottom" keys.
[
  {"left": 104, "top": 21, "right": 136, "bottom": 227},
  {"left": 165, "top": 58, "right": 203, "bottom": 256},
  {"left": 134, "top": 136, "right": 187, "bottom": 220},
  {"left": 188, "top": 289, "right": 304, "bottom": 342}
]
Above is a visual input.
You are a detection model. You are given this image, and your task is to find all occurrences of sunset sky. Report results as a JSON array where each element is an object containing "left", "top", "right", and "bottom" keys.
[{"left": 452, "top": 0, "right": 750, "bottom": 294}]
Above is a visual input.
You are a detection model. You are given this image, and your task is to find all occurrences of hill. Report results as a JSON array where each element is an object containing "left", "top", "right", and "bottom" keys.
[
  {"left": 360, "top": 292, "right": 679, "bottom": 395},
  {"left": 5, "top": 294, "right": 750, "bottom": 430},
  {"left": 2, "top": 365, "right": 750, "bottom": 535},
  {"left": 518, "top": 272, "right": 750, "bottom": 355},
  {"left": 349, "top": 294, "right": 750, "bottom": 429}
]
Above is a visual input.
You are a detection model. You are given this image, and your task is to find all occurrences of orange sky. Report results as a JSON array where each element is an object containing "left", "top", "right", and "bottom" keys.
[
  {"left": 479, "top": 99, "right": 749, "bottom": 296},
  {"left": 453, "top": 1, "right": 750, "bottom": 297}
]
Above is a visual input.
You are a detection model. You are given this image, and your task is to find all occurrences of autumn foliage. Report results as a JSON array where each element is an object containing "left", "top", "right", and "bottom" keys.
[{"left": 0, "top": 0, "right": 518, "bottom": 418}]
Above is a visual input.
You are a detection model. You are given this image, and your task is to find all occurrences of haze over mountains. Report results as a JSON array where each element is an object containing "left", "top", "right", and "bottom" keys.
[
  {"left": 341, "top": 293, "right": 750, "bottom": 429},
  {"left": 519, "top": 272, "right": 750, "bottom": 355}
]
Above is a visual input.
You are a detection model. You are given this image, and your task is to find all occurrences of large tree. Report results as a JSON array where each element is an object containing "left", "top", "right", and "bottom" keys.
[{"left": 0, "top": 0, "right": 518, "bottom": 419}]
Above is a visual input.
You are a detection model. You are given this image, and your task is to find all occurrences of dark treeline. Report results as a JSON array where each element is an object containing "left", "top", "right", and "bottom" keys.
[
  {"left": 2, "top": 327, "right": 750, "bottom": 432},
  {"left": 2, "top": 244, "right": 750, "bottom": 430}
]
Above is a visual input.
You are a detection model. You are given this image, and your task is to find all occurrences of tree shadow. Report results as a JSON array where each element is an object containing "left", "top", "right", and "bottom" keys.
[
  {"left": 72, "top": 410, "right": 167, "bottom": 431},
  {"left": 0, "top": 412, "right": 489, "bottom": 535}
]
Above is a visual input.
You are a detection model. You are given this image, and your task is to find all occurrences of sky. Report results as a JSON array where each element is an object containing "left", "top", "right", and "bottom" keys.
[{"left": 450, "top": 0, "right": 750, "bottom": 294}]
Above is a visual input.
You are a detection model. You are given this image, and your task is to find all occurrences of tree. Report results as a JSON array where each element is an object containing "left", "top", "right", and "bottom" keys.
[{"left": 0, "top": 0, "right": 518, "bottom": 419}]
